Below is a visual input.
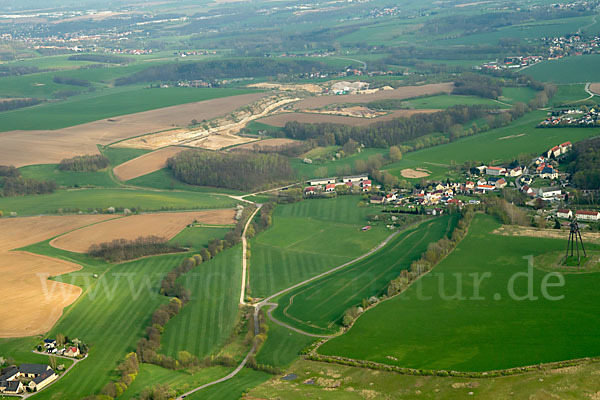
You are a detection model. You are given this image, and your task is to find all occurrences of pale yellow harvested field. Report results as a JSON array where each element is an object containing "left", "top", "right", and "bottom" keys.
[
  {"left": 184, "top": 132, "right": 258, "bottom": 150},
  {"left": 401, "top": 168, "right": 431, "bottom": 179},
  {"left": 50, "top": 210, "right": 235, "bottom": 253},
  {"left": 257, "top": 109, "right": 441, "bottom": 127},
  {"left": 590, "top": 83, "right": 600, "bottom": 95},
  {"left": 0, "top": 92, "right": 266, "bottom": 167},
  {"left": 113, "top": 146, "right": 188, "bottom": 181},
  {"left": 293, "top": 82, "right": 454, "bottom": 110},
  {"left": 0, "top": 214, "right": 116, "bottom": 337},
  {"left": 493, "top": 225, "right": 600, "bottom": 245}
]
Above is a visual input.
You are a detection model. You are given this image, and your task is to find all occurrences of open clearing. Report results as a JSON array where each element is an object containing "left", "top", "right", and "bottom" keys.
[
  {"left": 113, "top": 146, "right": 188, "bottom": 181},
  {"left": 292, "top": 82, "right": 453, "bottom": 110},
  {"left": 50, "top": 209, "right": 235, "bottom": 253},
  {"left": 319, "top": 214, "right": 600, "bottom": 371},
  {"left": 258, "top": 109, "right": 439, "bottom": 127},
  {"left": 0, "top": 92, "right": 265, "bottom": 167},
  {"left": 400, "top": 168, "right": 431, "bottom": 178},
  {"left": 0, "top": 214, "right": 115, "bottom": 337}
]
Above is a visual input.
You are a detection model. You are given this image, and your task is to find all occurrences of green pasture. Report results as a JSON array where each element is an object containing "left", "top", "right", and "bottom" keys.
[
  {"left": 16, "top": 241, "right": 193, "bottom": 399},
  {"left": 550, "top": 84, "right": 590, "bottom": 106},
  {"left": 383, "top": 110, "right": 600, "bottom": 180},
  {"left": 401, "top": 94, "right": 502, "bottom": 109},
  {"left": 0, "top": 87, "right": 259, "bottom": 132},
  {"left": 125, "top": 168, "right": 243, "bottom": 195},
  {"left": 101, "top": 146, "right": 151, "bottom": 166},
  {"left": 185, "top": 369, "right": 271, "bottom": 400},
  {"left": 160, "top": 246, "right": 242, "bottom": 359},
  {"left": 249, "top": 196, "right": 390, "bottom": 298},
  {"left": 319, "top": 214, "right": 600, "bottom": 372},
  {"left": 526, "top": 54, "right": 600, "bottom": 84},
  {"left": 255, "top": 318, "right": 316, "bottom": 368},
  {"left": 248, "top": 358, "right": 600, "bottom": 400},
  {"left": 500, "top": 87, "right": 538, "bottom": 105},
  {"left": 272, "top": 215, "right": 458, "bottom": 334},
  {"left": 170, "top": 226, "right": 232, "bottom": 250},
  {"left": 290, "top": 148, "right": 388, "bottom": 180},
  {"left": 0, "top": 188, "right": 236, "bottom": 216},
  {"left": 19, "top": 164, "right": 117, "bottom": 188}
]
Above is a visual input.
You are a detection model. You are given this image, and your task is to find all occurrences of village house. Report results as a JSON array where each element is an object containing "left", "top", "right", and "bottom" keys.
[
  {"left": 324, "top": 183, "right": 336, "bottom": 192},
  {"left": 384, "top": 193, "right": 397, "bottom": 203},
  {"left": 560, "top": 141, "right": 572, "bottom": 154},
  {"left": 547, "top": 145, "right": 561, "bottom": 158},
  {"left": 28, "top": 370, "right": 58, "bottom": 392},
  {"left": 477, "top": 184, "right": 495, "bottom": 193},
  {"left": 19, "top": 364, "right": 52, "bottom": 379},
  {"left": 521, "top": 185, "right": 535, "bottom": 197},
  {"left": 361, "top": 180, "right": 371, "bottom": 192},
  {"left": 538, "top": 186, "right": 562, "bottom": 199},
  {"left": 534, "top": 156, "right": 546, "bottom": 165},
  {"left": 539, "top": 165, "right": 559, "bottom": 179},
  {"left": 509, "top": 166, "right": 523, "bottom": 177},
  {"left": 486, "top": 166, "right": 506, "bottom": 176},
  {"left": 576, "top": 210, "right": 600, "bottom": 221},
  {"left": 308, "top": 177, "right": 337, "bottom": 186},
  {"left": 304, "top": 186, "right": 317, "bottom": 195},
  {"left": 0, "top": 380, "right": 24, "bottom": 395},
  {"left": 557, "top": 209, "right": 573, "bottom": 219},
  {"left": 370, "top": 195, "right": 384, "bottom": 205},
  {"left": 341, "top": 174, "right": 369, "bottom": 183},
  {"left": 495, "top": 178, "right": 507, "bottom": 189}
]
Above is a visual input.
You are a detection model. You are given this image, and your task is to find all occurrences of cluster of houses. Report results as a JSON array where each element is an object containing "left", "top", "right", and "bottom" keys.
[
  {"left": 304, "top": 174, "right": 372, "bottom": 196},
  {"left": 545, "top": 141, "right": 573, "bottom": 159},
  {"left": 540, "top": 108, "right": 599, "bottom": 127},
  {"left": 42, "top": 338, "right": 80, "bottom": 358},
  {"left": 543, "top": 34, "right": 600, "bottom": 58},
  {"left": 479, "top": 55, "right": 543, "bottom": 71},
  {"left": 557, "top": 209, "right": 600, "bottom": 222},
  {"left": 0, "top": 364, "right": 57, "bottom": 394},
  {"left": 370, "top": 181, "right": 481, "bottom": 208}
]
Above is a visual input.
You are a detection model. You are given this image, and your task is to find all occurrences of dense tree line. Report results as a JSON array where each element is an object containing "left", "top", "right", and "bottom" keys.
[
  {"left": 0, "top": 65, "right": 41, "bottom": 77},
  {"left": 53, "top": 76, "right": 91, "bottom": 87},
  {"left": 0, "top": 165, "right": 20, "bottom": 178},
  {"left": 88, "top": 236, "right": 185, "bottom": 262},
  {"left": 0, "top": 98, "right": 43, "bottom": 112},
  {"left": 453, "top": 73, "right": 503, "bottom": 99},
  {"left": 168, "top": 150, "right": 294, "bottom": 191},
  {"left": 100, "top": 352, "right": 140, "bottom": 398},
  {"left": 58, "top": 154, "right": 109, "bottom": 172},
  {"left": 0, "top": 172, "right": 56, "bottom": 197},
  {"left": 565, "top": 136, "right": 600, "bottom": 189},
  {"left": 283, "top": 105, "right": 492, "bottom": 148},
  {"left": 68, "top": 54, "right": 131, "bottom": 64},
  {"left": 115, "top": 58, "right": 335, "bottom": 85}
]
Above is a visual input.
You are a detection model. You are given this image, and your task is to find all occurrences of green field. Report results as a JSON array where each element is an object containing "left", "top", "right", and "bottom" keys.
[
  {"left": 248, "top": 358, "right": 600, "bottom": 400},
  {"left": 272, "top": 215, "right": 458, "bottom": 335},
  {"left": 255, "top": 318, "right": 316, "bottom": 368},
  {"left": 550, "top": 84, "right": 590, "bottom": 106},
  {"left": 11, "top": 241, "right": 192, "bottom": 399},
  {"left": 125, "top": 168, "right": 243, "bottom": 195},
  {"left": 101, "top": 146, "right": 152, "bottom": 166},
  {"left": 526, "top": 54, "right": 600, "bottom": 84},
  {"left": 19, "top": 164, "right": 118, "bottom": 188},
  {"left": 249, "top": 196, "right": 391, "bottom": 298},
  {"left": 383, "top": 110, "right": 600, "bottom": 181},
  {"left": 319, "top": 214, "right": 600, "bottom": 371},
  {"left": 401, "top": 94, "right": 502, "bottom": 109},
  {"left": 169, "top": 226, "right": 233, "bottom": 250},
  {"left": 185, "top": 369, "right": 271, "bottom": 400},
  {"left": 159, "top": 246, "right": 242, "bottom": 359},
  {"left": 0, "top": 87, "right": 260, "bottom": 132},
  {"left": 500, "top": 87, "right": 538, "bottom": 105},
  {"left": 290, "top": 148, "right": 388, "bottom": 180},
  {"left": 0, "top": 188, "right": 236, "bottom": 216}
]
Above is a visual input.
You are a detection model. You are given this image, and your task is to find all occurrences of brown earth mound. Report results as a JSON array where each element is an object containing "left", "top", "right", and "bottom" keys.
[{"left": 400, "top": 168, "right": 431, "bottom": 179}]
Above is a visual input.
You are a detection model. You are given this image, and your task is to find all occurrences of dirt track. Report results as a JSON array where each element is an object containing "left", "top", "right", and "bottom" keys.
[
  {"left": 50, "top": 210, "right": 235, "bottom": 253},
  {"left": 0, "top": 92, "right": 266, "bottom": 167},
  {"left": 0, "top": 214, "right": 117, "bottom": 337},
  {"left": 257, "top": 109, "right": 440, "bottom": 127},
  {"left": 112, "top": 146, "right": 187, "bottom": 181}
]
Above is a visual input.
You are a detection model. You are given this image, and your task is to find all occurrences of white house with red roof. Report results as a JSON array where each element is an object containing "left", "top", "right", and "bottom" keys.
[
  {"left": 576, "top": 210, "right": 600, "bottom": 221},
  {"left": 360, "top": 180, "right": 371, "bottom": 192},
  {"left": 547, "top": 145, "right": 561, "bottom": 158},
  {"left": 324, "top": 183, "right": 336, "bottom": 192},
  {"left": 304, "top": 186, "right": 317, "bottom": 195},
  {"left": 557, "top": 209, "right": 573, "bottom": 219},
  {"left": 560, "top": 141, "right": 572, "bottom": 154}
]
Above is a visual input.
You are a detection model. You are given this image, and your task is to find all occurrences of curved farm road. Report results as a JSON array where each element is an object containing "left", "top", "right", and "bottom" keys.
[{"left": 177, "top": 227, "right": 402, "bottom": 398}]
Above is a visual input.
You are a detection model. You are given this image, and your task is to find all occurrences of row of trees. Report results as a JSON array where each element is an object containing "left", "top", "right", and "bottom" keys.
[
  {"left": 58, "top": 154, "right": 109, "bottom": 172},
  {"left": 100, "top": 352, "right": 140, "bottom": 399},
  {"left": 453, "top": 73, "right": 503, "bottom": 99},
  {"left": 0, "top": 97, "right": 43, "bottom": 112},
  {"left": 168, "top": 150, "right": 294, "bottom": 191},
  {"left": 68, "top": 54, "right": 131, "bottom": 64},
  {"left": 564, "top": 136, "right": 600, "bottom": 190},
  {"left": 53, "top": 76, "right": 91, "bottom": 87},
  {"left": 282, "top": 105, "right": 492, "bottom": 148},
  {"left": 88, "top": 236, "right": 185, "bottom": 262},
  {"left": 1, "top": 176, "right": 57, "bottom": 197}
]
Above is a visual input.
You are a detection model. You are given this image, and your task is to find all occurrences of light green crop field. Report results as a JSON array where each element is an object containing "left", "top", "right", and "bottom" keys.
[
  {"left": 19, "top": 164, "right": 118, "bottom": 188},
  {"left": 255, "top": 318, "right": 316, "bottom": 368},
  {"left": 248, "top": 358, "right": 600, "bottom": 400},
  {"left": 249, "top": 196, "right": 391, "bottom": 298},
  {"left": 160, "top": 246, "right": 242, "bottom": 359},
  {"left": 0, "top": 87, "right": 260, "bottom": 132},
  {"left": 14, "top": 241, "right": 193, "bottom": 400},
  {"left": 120, "top": 364, "right": 234, "bottom": 400},
  {"left": 125, "top": 168, "right": 244, "bottom": 195},
  {"left": 383, "top": 110, "right": 600, "bottom": 181},
  {"left": 550, "top": 84, "right": 590, "bottom": 106},
  {"left": 0, "top": 188, "right": 236, "bottom": 216},
  {"left": 526, "top": 54, "right": 600, "bottom": 83},
  {"left": 290, "top": 148, "right": 388, "bottom": 180},
  {"left": 101, "top": 146, "right": 152, "bottom": 166},
  {"left": 401, "top": 94, "right": 502, "bottom": 109},
  {"left": 272, "top": 215, "right": 458, "bottom": 335},
  {"left": 500, "top": 87, "right": 538, "bottom": 105},
  {"left": 185, "top": 369, "right": 271, "bottom": 400},
  {"left": 319, "top": 214, "right": 600, "bottom": 372},
  {"left": 169, "top": 226, "right": 233, "bottom": 250}
]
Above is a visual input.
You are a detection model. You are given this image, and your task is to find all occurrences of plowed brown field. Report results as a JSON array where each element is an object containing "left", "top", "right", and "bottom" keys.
[{"left": 113, "top": 146, "right": 187, "bottom": 181}]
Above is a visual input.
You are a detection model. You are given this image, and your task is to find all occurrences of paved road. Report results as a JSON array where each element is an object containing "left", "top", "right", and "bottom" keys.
[{"left": 240, "top": 205, "right": 262, "bottom": 304}]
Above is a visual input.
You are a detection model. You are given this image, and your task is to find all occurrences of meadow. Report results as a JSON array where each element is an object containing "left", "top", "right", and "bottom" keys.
[
  {"left": 255, "top": 318, "right": 316, "bottom": 368},
  {"left": 125, "top": 168, "right": 244, "bottom": 195},
  {"left": 549, "top": 84, "right": 590, "bottom": 106},
  {"left": 249, "top": 196, "right": 391, "bottom": 298},
  {"left": 290, "top": 148, "right": 388, "bottom": 180},
  {"left": 319, "top": 214, "right": 600, "bottom": 372},
  {"left": 19, "top": 164, "right": 117, "bottom": 188},
  {"left": 159, "top": 246, "right": 243, "bottom": 359},
  {"left": 383, "top": 110, "right": 600, "bottom": 181},
  {"left": 526, "top": 54, "right": 600, "bottom": 84},
  {"left": 169, "top": 226, "right": 233, "bottom": 250},
  {"left": 0, "top": 188, "right": 237, "bottom": 216},
  {"left": 401, "top": 94, "right": 502, "bottom": 109},
  {"left": 184, "top": 369, "right": 271, "bottom": 400},
  {"left": 271, "top": 215, "right": 458, "bottom": 335},
  {"left": 0, "top": 87, "right": 260, "bottom": 132}
]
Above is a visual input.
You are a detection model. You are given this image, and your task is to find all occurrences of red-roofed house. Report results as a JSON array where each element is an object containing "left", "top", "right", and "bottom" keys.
[
  {"left": 560, "top": 141, "right": 572, "bottom": 154},
  {"left": 325, "top": 183, "right": 336, "bottom": 192},
  {"left": 557, "top": 209, "right": 573, "bottom": 219},
  {"left": 361, "top": 180, "right": 371, "bottom": 192},
  {"left": 477, "top": 184, "right": 495, "bottom": 192},
  {"left": 304, "top": 186, "right": 317, "bottom": 195},
  {"left": 576, "top": 210, "right": 600, "bottom": 221},
  {"left": 486, "top": 166, "right": 506, "bottom": 176},
  {"left": 547, "top": 145, "right": 561, "bottom": 158},
  {"left": 65, "top": 347, "right": 80, "bottom": 357}
]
